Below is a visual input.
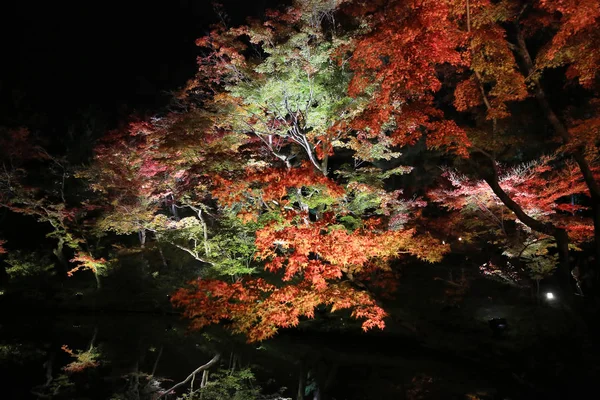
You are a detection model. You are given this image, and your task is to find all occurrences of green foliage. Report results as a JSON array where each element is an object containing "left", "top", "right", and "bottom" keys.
[
  {"left": 0, "top": 343, "right": 45, "bottom": 364},
  {"left": 176, "top": 368, "right": 283, "bottom": 400},
  {"left": 338, "top": 214, "right": 362, "bottom": 231},
  {"left": 4, "top": 251, "right": 55, "bottom": 279},
  {"left": 97, "top": 200, "right": 157, "bottom": 235},
  {"left": 344, "top": 190, "right": 384, "bottom": 216},
  {"left": 153, "top": 212, "right": 259, "bottom": 278},
  {"left": 230, "top": 27, "right": 354, "bottom": 138},
  {"left": 335, "top": 165, "right": 412, "bottom": 189},
  {"left": 205, "top": 216, "right": 258, "bottom": 277},
  {"left": 288, "top": 185, "right": 339, "bottom": 210},
  {"left": 61, "top": 344, "right": 102, "bottom": 373},
  {"left": 514, "top": 238, "right": 558, "bottom": 281}
]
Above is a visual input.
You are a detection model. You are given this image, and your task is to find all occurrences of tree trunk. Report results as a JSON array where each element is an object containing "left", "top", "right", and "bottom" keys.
[
  {"left": 52, "top": 237, "right": 68, "bottom": 277},
  {"left": 138, "top": 229, "right": 146, "bottom": 247},
  {"left": 514, "top": 27, "right": 600, "bottom": 272},
  {"left": 554, "top": 229, "right": 573, "bottom": 299},
  {"left": 321, "top": 141, "right": 329, "bottom": 177},
  {"left": 481, "top": 162, "right": 573, "bottom": 296},
  {"left": 157, "top": 243, "right": 168, "bottom": 271},
  {"left": 297, "top": 360, "right": 306, "bottom": 400},
  {"left": 94, "top": 270, "right": 102, "bottom": 290},
  {"left": 150, "top": 345, "right": 163, "bottom": 377}
]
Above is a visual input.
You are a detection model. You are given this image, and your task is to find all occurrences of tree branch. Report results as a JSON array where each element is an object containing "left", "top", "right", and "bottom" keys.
[
  {"left": 158, "top": 354, "right": 221, "bottom": 399},
  {"left": 514, "top": 27, "right": 600, "bottom": 201}
]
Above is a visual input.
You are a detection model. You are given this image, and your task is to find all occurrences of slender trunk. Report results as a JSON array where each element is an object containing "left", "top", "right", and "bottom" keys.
[
  {"left": 554, "top": 229, "right": 573, "bottom": 298},
  {"left": 201, "top": 370, "right": 209, "bottom": 387},
  {"left": 157, "top": 243, "right": 168, "bottom": 270},
  {"left": 171, "top": 195, "right": 179, "bottom": 220},
  {"left": 197, "top": 210, "right": 210, "bottom": 257},
  {"left": 297, "top": 360, "right": 306, "bottom": 400},
  {"left": 94, "top": 271, "right": 101, "bottom": 290},
  {"left": 52, "top": 237, "right": 68, "bottom": 277},
  {"left": 88, "top": 327, "right": 98, "bottom": 351},
  {"left": 130, "top": 360, "right": 140, "bottom": 399},
  {"left": 197, "top": 370, "right": 209, "bottom": 400},
  {"left": 138, "top": 229, "right": 146, "bottom": 247},
  {"left": 150, "top": 345, "right": 163, "bottom": 377},
  {"left": 44, "top": 353, "right": 54, "bottom": 386},
  {"left": 321, "top": 141, "right": 329, "bottom": 177}
]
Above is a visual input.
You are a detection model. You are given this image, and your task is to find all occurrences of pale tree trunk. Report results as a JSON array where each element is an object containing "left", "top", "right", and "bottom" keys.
[
  {"left": 297, "top": 360, "right": 306, "bottom": 400},
  {"left": 157, "top": 243, "right": 168, "bottom": 271},
  {"left": 138, "top": 229, "right": 146, "bottom": 247},
  {"left": 53, "top": 237, "right": 68, "bottom": 277},
  {"left": 94, "top": 270, "right": 101, "bottom": 290}
]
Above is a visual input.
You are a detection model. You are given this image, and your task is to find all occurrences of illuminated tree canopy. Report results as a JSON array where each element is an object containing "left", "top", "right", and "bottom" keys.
[{"left": 0, "top": 0, "right": 598, "bottom": 343}]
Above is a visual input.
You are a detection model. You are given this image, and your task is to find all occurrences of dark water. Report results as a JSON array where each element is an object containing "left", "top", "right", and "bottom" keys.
[{"left": 0, "top": 309, "right": 592, "bottom": 400}]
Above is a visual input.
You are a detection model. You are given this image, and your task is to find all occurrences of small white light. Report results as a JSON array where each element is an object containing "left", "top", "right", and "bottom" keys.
[
  {"left": 458, "top": 237, "right": 462, "bottom": 241},
  {"left": 442, "top": 241, "right": 446, "bottom": 245},
  {"left": 546, "top": 292, "right": 554, "bottom": 300}
]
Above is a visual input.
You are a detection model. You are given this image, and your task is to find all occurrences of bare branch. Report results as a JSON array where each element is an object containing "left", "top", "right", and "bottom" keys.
[{"left": 157, "top": 354, "right": 220, "bottom": 399}]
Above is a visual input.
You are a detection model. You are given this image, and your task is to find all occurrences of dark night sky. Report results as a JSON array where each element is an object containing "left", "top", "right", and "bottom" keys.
[{"left": 0, "top": 0, "right": 276, "bottom": 135}]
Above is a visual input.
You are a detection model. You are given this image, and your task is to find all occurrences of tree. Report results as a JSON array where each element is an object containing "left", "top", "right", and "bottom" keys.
[
  {"left": 430, "top": 154, "right": 597, "bottom": 293},
  {"left": 186, "top": 1, "right": 373, "bottom": 175},
  {"left": 342, "top": 0, "right": 600, "bottom": 293},
  {"left": 0, "top": 128, "right": 82, "bottom": 276},
  {"left": 66, "top": 1, "right": 434, "bottom": 341},
  {"left": 173, "top": 161, "right": 447, "bottom": 341}
]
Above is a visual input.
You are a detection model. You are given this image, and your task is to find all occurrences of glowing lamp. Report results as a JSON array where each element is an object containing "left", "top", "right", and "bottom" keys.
[{"left": 546, "top": 292, "right": 554, "bottom": 300}]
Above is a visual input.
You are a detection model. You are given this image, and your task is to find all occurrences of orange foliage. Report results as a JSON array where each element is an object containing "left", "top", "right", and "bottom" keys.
[
  {"left": 212, "top": 166, "right": 346, "bottom": 210},
  {"left": 430, "top": 154, "right": 599, "bottom": 245},
  {"left": 67, "top": 252, "right": 106, "bottom": 277},
  {"left": 60, "top": 345, "right": 100, "bottom": 373},
  {"left": 170, "top": 212, "right": 412, "bottom": 341},
  {"left": 346, "top": 0, "right": 471, "bottom": 157},
  {"left": 172, "top": 278, "right": 386, "bottom": 342}
]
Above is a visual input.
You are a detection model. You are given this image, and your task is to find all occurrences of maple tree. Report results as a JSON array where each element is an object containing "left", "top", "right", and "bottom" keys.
[
  {"left": 161, "top": 1, "right": 460, "bottom": 341},
  {"left": 430, "top": 153, "right": 598, "bottom": 292},
  {"left": 340, "top": 0, "right": 599, "bottom": 294},
  {"left": 173, "top": 163, "right": 447, "bottom": 341},
  {"left": 0, "top": 129, "right": 80, "bottom": 273},
  {"left": 0, "top": 127, "right": 107, "bottom": 288},
  {"left": 184, "top": 0, "right": 381, "bottom": 174},
  {"left": 3, "top": 0, "right": 599, "bottom": 346}
]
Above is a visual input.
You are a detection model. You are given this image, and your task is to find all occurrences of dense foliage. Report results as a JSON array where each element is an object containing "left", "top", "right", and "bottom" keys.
[{"left": 1, "top": 0, "right": 599, "bottom": 343}]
